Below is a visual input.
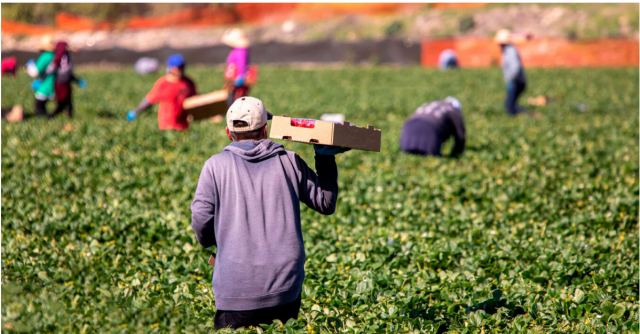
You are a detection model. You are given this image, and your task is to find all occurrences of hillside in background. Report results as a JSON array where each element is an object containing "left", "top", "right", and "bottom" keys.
[
  {"left": 2, "top": 3, "right": 638, "bottom": 51},
  {"left": 1, "top": 4, "right": 637, "bottom": 68}
]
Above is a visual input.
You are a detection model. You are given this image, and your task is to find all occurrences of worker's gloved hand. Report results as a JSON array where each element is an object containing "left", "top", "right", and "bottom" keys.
[
  {"left": 77, "top": 79, "right": 87, "bottom": 89},
  {"left": 234, "top": 76, "right": 245, "bottom": 87},
  {"left": 314, "top": 144, "right": 351, "bottom": 156},
  {"left": 126, "top": 110, "right": 137, "bottom": 122},
  {"left": 31, "top": 79, "right": 42, "bottom": 91}
]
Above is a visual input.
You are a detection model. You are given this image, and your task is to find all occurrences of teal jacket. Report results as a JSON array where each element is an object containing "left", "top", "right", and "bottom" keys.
[{"left": 34, "top": 51, "right": 55, "bottom": 99}]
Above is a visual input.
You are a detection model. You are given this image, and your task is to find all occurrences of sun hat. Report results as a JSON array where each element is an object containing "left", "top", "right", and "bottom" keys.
[
  {"left": 222, "top": 28, "right": 250, "bottom": 48},
  {"left": 39, "top": 35, "right": 54, "bottom": 51},
  {"left": 226, "top": 96, "right": 269, "bottom": 132},
  {"left": 494, "top": 29, "right": 511, "bottom": 44},
  {"left": 166, "top": 54, "right": 185, "bottom": 69}
]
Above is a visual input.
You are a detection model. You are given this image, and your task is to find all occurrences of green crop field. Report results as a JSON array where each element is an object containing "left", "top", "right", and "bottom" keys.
[{"left": 1, "top": 66, "right": 638, "bottom": 333}]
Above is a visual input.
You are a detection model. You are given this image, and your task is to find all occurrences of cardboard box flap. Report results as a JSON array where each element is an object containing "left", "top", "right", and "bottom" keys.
[{"left": 183, "top": 90, "right": 228, "bottom": 121}]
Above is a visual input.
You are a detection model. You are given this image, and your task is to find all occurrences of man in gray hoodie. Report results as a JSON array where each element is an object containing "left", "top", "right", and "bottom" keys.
[
  {"left": 495, "top": 29, "right": 527, "bottom": 115},
  {"left": 190, "top": 96, "right": 348, "bottom": 329}
]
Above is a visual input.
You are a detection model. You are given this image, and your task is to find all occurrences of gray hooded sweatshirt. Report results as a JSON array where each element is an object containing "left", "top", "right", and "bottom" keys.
[{"left": 190, "top": 139, "right": 338, "bottom": 311}]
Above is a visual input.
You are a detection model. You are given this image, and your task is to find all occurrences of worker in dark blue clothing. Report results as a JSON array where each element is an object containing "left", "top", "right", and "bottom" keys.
[{"left": 399, "top": 97, "right": 466, "bottom": 158}]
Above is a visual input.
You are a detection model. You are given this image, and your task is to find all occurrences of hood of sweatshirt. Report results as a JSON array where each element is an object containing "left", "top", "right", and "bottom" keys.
[{"left": 224, "top": 139, "right": 285, "bottom": 162}]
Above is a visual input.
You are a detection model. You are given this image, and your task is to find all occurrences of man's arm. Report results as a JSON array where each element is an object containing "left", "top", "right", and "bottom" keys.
[
  {"left": 190, "top": 162, "right": 217, "bottom": 248},
  {"left": 295, "top": 153, "right": 339, "bottom": 215},
  {"left": 35, "top": 53, "right": 53, "bottom": 77},
  {"left": 128, "top": 80, "right": 162, "bottom": 120},
  {"left": 132, "top": 98, "right": 152, "bottom": 114},
  {"left": 448, "top": 108, "right": 466, "bottom": 157},
  {"left": 127, "top": 98, "right": 152, "bottom": 121}
]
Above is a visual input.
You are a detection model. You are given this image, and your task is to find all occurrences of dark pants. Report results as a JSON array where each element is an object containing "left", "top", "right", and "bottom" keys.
[
  {"left": 34, "top": 98, "right": 48, "bottom": 117},
  {"left": 50, "top": 98, "right": 73, "bottom": 119},
  {"left": 505, "top": 80, "right": 526, "bottom": 115},
  {"left": 214, "top": 294, "right": 301, "bottom": 330},
  {"left": 226, "top": 85, "right": 250, "bottom": 107}
]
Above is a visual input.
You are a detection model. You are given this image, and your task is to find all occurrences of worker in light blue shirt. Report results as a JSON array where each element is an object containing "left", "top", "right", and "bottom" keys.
[{"left": 495, "top": 29, "right": 527, "bottom": 115}]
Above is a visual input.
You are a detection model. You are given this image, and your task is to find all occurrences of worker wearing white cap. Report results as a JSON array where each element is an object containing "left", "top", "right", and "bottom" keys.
[
  {"left": 495, "top": 29, "right": 527, "bottom": 115},
  {"left": 191, "top": 96, "right": 348, "bottom": 330},
  {"left": 222, "top": 28, "right": 254, "bottom": 107}
]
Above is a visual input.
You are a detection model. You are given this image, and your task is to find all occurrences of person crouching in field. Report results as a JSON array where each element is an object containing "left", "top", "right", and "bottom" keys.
[
  {"left": 400, "top": 97, "right": 466, "bottom": 157},
  {"left": 49, "top": 41, "right": 86, "bottom": 119},
  {"left": 190, "top": 96, "right": 349, "bottom": 329},
  {"left": 495, "top": 29, "right": 527, "bottom": 116},
  {"left": 127, "top": 54, "right": 196, "bottom": 130},
  {"left": 222, "top": 28, "right": 252, "bottom": 107}
]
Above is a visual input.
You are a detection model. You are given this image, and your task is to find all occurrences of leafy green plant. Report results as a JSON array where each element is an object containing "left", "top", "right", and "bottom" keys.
[{"left": 1, "top": 66, "right": 638, "bottom": 333}]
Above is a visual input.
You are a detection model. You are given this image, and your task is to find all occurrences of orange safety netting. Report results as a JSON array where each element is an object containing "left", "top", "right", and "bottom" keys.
[
  {"left": 55, "top": 12, "right": 112, "bottom": 31},
  {"left": 126, "top": 6, "right": 237, "bottom": 29},
  {"left": 2, "top": 20, "right": 55, "bottom": 35},
  {"left": 235, "top": 3, "right": 423, "bottom": 24},
  {"left": 422, "top": 38, "right": 640, "bottom": 68},
  {"left": 2, "top": 4, "right": 425, "bottom": 35}
]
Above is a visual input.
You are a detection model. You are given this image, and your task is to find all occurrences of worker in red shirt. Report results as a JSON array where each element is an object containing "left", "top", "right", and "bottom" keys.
[{"left": 127, "top": 54, "right": 196, "bottom": 130}]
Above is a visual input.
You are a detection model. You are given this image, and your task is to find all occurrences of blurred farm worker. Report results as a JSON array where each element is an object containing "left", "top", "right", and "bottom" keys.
[
  {"left": 26, "top": 35, "right": 56, "bottom": 117},
  {"left": 400, "top": 97, "right": 466, "bottom": 157},
  {"left": 222, "top": 28, "right": 256, "bottom": 107},
  {"left": 1, "top": 56, "right": 17, "bottom": 76},
  {"left": 134, "top": 57, "right": 159, "bottom": 75},
  {"left": 127, "top": 54, "right": 196, "bottom": 130},
  {"left": 495, "top": 29, "right": 527, "bottom": 115},
  {"left": 191, "top": 96, "right": 348, "bottom": 329},
  {"left": 49, "top": 41, "right": 86, "bottom": 119},
  {"left": 438, "top": 49, "right": 459, "bottom": 70}
]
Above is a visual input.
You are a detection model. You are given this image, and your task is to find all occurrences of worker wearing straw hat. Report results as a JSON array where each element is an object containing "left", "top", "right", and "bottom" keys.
[
  {"left": 222, "top": 28, "right": 254, "bottom": 107},
  {"left": 495, "top": 29, "right": 527, "bottom": 116},
  {"left": 26, "top": 35, "right": 56, "bottom": 117}
]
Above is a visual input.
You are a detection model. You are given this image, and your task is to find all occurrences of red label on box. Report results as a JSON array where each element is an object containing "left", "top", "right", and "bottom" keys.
[{"left": 290, "top": 118, "right": 315, "bottom": 128}]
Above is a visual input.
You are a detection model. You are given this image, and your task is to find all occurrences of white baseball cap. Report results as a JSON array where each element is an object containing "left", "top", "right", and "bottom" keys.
[
  {"left": 445, "top": 96, "right": 462, "bottom": 111},
  {"left": 226, "top": 96, "right": 270, "bottom": 132}
]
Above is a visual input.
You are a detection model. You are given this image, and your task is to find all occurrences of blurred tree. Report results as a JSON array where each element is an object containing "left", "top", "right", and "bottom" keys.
[
  {"left": 384, "top": 20, "right": 404, "bottom": 38},
  {"left": 458, "top": 15, "right": 475, "bottom": 34}
]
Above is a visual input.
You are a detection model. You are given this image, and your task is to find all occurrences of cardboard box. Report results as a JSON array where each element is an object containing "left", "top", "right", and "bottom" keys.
[
  {"left": 269, "top": 116, "right": 381, "bottom": 152},
  {"left": 183, "top": 90, "right": 228, "bottom": 121}
]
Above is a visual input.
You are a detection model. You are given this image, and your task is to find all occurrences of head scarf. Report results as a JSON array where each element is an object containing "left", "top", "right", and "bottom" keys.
[{"left": 52, "top": 41, "right": 69, "bottom": 68}]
